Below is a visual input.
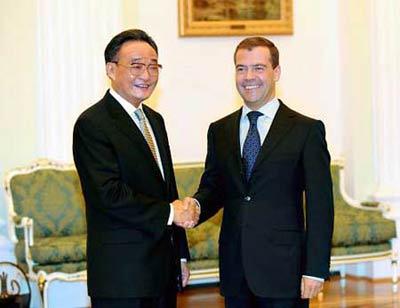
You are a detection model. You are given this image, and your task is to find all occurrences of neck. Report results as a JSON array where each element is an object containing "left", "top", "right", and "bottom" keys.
[
  {"left": 244, "top": 97, "right": 275, "bottom": 111},
  {"left": 110, "top": 86, "right": 142, "bottom": 108}
]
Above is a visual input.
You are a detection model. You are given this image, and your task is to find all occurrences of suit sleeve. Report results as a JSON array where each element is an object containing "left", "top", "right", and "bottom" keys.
[
  {"left": 302, "top": 120, "right": 334, "bottom": 279},
  {"left": 73, "top": 116, "right": 170, "bottom": 234},
  {"left": 194, "top": 123, "right": 224, "bottom": 223},
  {"left": 158, "top": 116, "right": 191, "bottom": 259}
]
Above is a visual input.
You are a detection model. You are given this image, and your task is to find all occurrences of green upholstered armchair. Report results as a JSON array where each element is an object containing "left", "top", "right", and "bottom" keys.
[
  {"left": 4, "top": 159, "right": 87, "bottom": 308},
  {"left": 330, "top": 159, "right": 397, "bottom": 286},
  {"left": 174, "top": 163, "right": 221, "bottom": 284}
]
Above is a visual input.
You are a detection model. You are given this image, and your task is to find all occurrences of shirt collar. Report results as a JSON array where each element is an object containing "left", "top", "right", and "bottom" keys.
[
  {"left": 109, "top": 88, "right": 143, "bottom": 116},
  {"left": 241, "top": 98, "right": 280, "bottom": 121}
]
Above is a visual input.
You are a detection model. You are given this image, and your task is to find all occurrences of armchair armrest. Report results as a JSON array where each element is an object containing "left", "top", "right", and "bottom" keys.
[
  {"left": 14, "top": 214, "right": 35, "bottom": 275},
  {"left": 339, "top": 168, "right": 384, "bottom": 212},
  {"left": 13, "top": 214, "right": 22, "bottom": 225},
  {"left": 360, "top": 201, "right": 380, "bottom": 208},
  {"left": 360, "top": 201, "right": 392, "bottom": 211},
  {"left": 14, "top": 215, "right": 34, "bottom": 246}
]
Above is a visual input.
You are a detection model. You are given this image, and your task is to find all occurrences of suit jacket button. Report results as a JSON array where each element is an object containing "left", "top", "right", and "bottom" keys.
[{"left": 244, "top": 196, "right": 251, "bottom": 202}]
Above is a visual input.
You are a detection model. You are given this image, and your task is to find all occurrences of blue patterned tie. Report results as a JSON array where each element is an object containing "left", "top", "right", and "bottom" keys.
[{"left": 243, "top": 111, "right": 263, "bottom": 181}]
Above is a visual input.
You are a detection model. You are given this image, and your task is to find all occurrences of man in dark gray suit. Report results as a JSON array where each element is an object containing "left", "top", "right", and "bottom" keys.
[
  {"left": 73, "top": 29, "right": 197, "bottom": 308},
  {"left": 186, "top": 37, "right": 334, "bottom": 308}
]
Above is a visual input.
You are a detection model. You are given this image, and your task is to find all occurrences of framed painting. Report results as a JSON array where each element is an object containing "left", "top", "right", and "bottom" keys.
[{"left": 178, "top": 0, "right": 293, "bottom": 36}]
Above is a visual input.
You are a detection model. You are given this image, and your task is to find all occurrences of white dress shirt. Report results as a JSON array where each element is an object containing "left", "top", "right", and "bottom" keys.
[
  {"left": 239, "top": 98, "right": 280, "bottom": 154},
  {"left": 110, "top": 88, "right": 165, "bottom": 179}
]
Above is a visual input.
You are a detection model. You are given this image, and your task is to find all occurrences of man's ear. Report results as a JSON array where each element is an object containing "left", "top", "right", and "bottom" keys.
[
  {"left": 273, "top": 65, "right": 281, "bottom": 82},
  {"left": 106, "top": 62, "right": 116, "bottom": 81}
]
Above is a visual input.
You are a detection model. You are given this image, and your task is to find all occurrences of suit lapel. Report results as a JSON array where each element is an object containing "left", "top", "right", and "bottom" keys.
[
  {"left": 252, "top": 101, "right": 296, "bottom": 171},
  {"left": 228, "top": 108, "right": 247, "bottom": 186},
  {"left": 104, "top": 92, "right": 165, "bottom": 184}
]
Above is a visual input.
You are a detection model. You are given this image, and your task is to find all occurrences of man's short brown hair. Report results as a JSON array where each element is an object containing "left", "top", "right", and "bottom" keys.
[{"left": 234, "top": 37, "right": 279, "bottom": 68}]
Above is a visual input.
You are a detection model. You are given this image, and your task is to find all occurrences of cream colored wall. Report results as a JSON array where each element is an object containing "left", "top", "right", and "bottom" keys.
[{"left": 1, "top": 0, "right": 38, "bottom": 173}]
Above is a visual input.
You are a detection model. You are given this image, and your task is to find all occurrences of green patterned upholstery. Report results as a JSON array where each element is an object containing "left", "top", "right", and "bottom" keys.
[
  {"left": 332, "top": 243, "right": 392, "bottom": 256},
  {"left": 10, "top": 169, "right": 86, "bottom": 239},
  {"left": 8, "top": 163, "right": 87, "bottom": 274},
  {"left": 188, "top": 259, "right": 219, "bottom": 270},
  {"left": 18, "top": 260, "right": 87, "bottom": 275},
  {"left": 330, "top": 164, "right": 396, "bottom": 256},
  {"left": 33, "top": 261, "right": 87, "bottom": 274},
  {"left": 15, "top": 234, "right": 86, "bottom": 265},
  {"left": 174, "top": 163, "right": 222, "bottom": 271}
]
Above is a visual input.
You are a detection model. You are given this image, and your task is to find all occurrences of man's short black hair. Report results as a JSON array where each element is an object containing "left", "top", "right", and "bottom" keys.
[
  {"left": 104, "top": 29, "right": 158, "bottom": 63},
  {"left": 234, "top": 37, "right": 279, "bottom": 68}
]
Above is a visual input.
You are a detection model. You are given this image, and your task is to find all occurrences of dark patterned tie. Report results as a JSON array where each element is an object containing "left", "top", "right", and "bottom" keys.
[{"left": 243, "top": 111, "right": 263, "bottom": 181}]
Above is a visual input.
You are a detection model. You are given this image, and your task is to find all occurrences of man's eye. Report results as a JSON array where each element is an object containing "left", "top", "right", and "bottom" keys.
[
  {"left": 236, "top": 66, "right": 246, "bottom": 73},
  {"left": 254, "top": 65, "right": 265, "bottom": 72},
  {"left": 130, "top": 64, "right": 145, "bottom": 70},
  {"left": 148, "top": 65, "right": 159, "bottom": 71}
]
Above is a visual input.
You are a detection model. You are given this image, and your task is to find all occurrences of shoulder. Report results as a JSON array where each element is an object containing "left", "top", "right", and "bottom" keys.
[
  {"left": 143, "top": 104, "right": 165, "bottom": 129},
  {"left": 281, "top": 103, "right": 318, "bottom": 123},
  {"left": 143, "top": 104, "right": 163, "bottom": 120},
  {"left": 74, "top": 93, "right": 111, "bottom": 129},
  {"left": 280, "top": 102, "right": 325, "bottom": 131},
  {"left": 209, "top": 108, "right": 241, "bottom": 130},
  {"left": 77, "top": 101, "right": 105, "bottom": 121}
]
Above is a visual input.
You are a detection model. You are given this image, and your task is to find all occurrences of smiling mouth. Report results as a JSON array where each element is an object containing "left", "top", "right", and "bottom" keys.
[
  {"left": 244, "top": 85, "right": 260, "bottom": 90},
  {"left": 134, "top": 84, "right": 151, "bottom": 89}
]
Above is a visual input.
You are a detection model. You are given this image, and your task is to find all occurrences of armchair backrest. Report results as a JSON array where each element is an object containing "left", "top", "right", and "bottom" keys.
[
  {"left": 4, "top": 159, "right": 86, "bottom": 240},
  {"left": 174, "top": 163, "right": 204, "bottom": 197}
]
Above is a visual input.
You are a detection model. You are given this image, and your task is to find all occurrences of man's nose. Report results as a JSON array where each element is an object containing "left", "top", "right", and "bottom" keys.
[
  {"left": 139, "top": 66, "right": 151, "bottom": 79},
  {"left": 245, "top": 68, "right": 255, "bottom": 79}
]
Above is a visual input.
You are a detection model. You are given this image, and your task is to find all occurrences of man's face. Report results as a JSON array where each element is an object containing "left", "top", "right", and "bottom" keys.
[
  {"left": 235, "top": 46, "right": 281, "bottom": 110},
  {"left": 106, "top": 41, "right": 159, "bottom": 107}
]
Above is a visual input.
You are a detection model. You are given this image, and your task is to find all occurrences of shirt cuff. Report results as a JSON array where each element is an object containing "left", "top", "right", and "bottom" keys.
[
  {"left": 302, "top": 275, "right": 324, "bottom": 282},
  {"left": 167, "top": 204, "right": 174, "bottom": 225},
  {"left": 193, "top": 198, "right": 201, "bottom": 213},
  {"left": 180, "top": 258, "right": 187, "bottom": 263}
]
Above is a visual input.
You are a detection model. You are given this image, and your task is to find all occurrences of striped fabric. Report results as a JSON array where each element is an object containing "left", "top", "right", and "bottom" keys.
[{"left": 134, "top": 109, "right": 159, "bottom": 162}]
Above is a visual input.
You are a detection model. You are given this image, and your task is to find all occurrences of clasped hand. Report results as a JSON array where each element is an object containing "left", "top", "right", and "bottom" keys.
[{"left": 172, "top": 197, "right": 200, "bottom": 228}]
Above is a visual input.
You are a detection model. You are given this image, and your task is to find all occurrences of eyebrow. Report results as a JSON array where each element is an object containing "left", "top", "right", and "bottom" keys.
[
  {"left": 130, "top": 57, "right": 158, "bottom": 63},
  {"left": 235, "top": 63, "right": 267, "bottom": 67}
]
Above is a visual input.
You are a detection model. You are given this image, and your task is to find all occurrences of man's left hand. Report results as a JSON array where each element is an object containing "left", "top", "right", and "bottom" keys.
[
  {"left": 301, "top": 277, "right": 323, "bottom": 299},
  {"left": 181, "top": 261, "right": 190, "bottom": 287}
]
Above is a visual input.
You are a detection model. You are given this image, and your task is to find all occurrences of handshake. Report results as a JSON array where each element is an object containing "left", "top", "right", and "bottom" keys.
[{"left": 172, "top": 197, "right": 200, "bottom": 229}]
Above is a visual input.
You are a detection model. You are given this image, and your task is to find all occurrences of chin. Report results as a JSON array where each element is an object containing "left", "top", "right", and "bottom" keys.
[
  {"left": 132, "top": 92, "right": 152, "bottom": 101},
  {"left": 244, "top": 97, "right": 261, "bottom": 104}
]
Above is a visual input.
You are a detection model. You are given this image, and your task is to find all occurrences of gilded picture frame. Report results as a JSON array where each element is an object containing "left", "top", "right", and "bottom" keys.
[{"left": 178, "top": 0, "right": 293, "bottom": 36}]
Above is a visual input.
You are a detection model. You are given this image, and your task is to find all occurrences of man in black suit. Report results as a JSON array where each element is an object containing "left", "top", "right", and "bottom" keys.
[
  {"left": 73, "top": 29, "right": 197, "bottom": 308},
  {"left": 187, "top": 37, "right": 334, "bottom": 307}
]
